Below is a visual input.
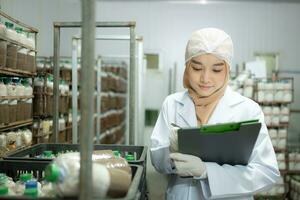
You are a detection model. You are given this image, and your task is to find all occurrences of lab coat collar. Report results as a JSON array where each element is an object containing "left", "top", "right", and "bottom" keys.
[{"left": 175, "top": 86, "right": 245, "bottom": 126}]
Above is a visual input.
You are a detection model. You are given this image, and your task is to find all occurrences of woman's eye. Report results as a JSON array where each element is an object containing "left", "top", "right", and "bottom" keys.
[
  {"left": 191, "top": 64, "right": 202, "bottom": 71},
  {"left": 192, "top": 67, "right": 202, "bottom": 71},
  {"left": 213, "top": 69, "right": 222, "bottom": 73}
]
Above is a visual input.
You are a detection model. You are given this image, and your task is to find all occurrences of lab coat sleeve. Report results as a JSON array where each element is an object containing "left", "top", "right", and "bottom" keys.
[
  {"left": 150, "top": 98, "right": 176, "bottom": 174},
  {"left": 200, "top": 104, "right": 280, "bottom": 199}
]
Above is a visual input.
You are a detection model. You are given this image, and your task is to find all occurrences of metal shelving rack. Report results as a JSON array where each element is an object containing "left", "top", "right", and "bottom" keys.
[
  {"left": 52, "top": 2, "right": 137, "bottom": 197},
  {"left": 0, "top": 10, "right": 38, "bottom": 155},
  {"left": 253, "top": 77, "right": 294, "bottom": 199},
  {"left": 71, "top": 34, "right": 144, "bottom": 145}
]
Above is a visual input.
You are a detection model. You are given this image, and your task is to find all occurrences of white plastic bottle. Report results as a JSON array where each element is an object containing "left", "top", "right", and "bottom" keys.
[
  {"left": 15, "top": 173, "right": 33, "bottom": 195},
  {"left": 40, "top": 180, "right": 55, "bottom": 197},
  {"left": 0, "top": 173, "right": 15, "bottom": 196},
  {"left": 0, "top": 19, "right": 7, "bottom": 37},
  {"left": 23, "top": 180, "right": 42, "bottom": 197}
]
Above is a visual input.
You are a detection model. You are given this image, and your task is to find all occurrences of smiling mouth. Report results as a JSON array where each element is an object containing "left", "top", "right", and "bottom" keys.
[{"left": 199, "top": 85, "right": 213, "bottom": 90}]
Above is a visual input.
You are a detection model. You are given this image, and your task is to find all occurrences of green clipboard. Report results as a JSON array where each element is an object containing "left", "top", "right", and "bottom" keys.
[
  {"left": 177, "top": 119, "right": 262, "bottom": 165},
  {"left": 199, "top": 119, "right": 259, "bottom": 134}
]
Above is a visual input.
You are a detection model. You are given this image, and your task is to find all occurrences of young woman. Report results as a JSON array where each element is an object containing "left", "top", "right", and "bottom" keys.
[{"left": 150, "top": 28, "right": 280, "bottom": 200}]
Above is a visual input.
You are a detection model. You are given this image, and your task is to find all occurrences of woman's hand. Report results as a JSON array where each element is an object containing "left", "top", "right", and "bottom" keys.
[{"left": 170, "top": 153, "right": 206, "bottom": 178}]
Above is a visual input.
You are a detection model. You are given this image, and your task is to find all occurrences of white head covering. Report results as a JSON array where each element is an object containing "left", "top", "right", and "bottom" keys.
[{"left": 185, "top": 28, "right": 234, "bottom": 68}]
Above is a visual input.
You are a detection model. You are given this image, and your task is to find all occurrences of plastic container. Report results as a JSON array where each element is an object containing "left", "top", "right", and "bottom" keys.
[
  {"left": 16, "top": 99, "right": 25, "bottom": 121},
  {"left": 15, "top": 81, "right": 25, "bottom": 97},
  {"left": 0, "top": 173, "right": 15, "bottom": 196},
  {"left": 33, "top": 94, "right": 44, "bottom": 116},
  {"left": 24, "top": 98, "right": 32, "bottom": 120},
  {"left": 0, "top": 41, "right": 7, "bottom": 68},
  {"left": 16, "top": 48, "right": 27, "bottom": 71},
  {"left": 23, "top": 129, "right": 32, "bottom": 145},
  {"left": 26, "top": 52, "right": 36, "bottom": 73},
  {"left": 0, "top": 99, "right": 9, "bottom": 125},
  {"left": 33, "top": 76, "right": 44, "bottom": 94},
  {"left": 0, "top": 135, "right": 6, "bottom": 148},
  {"left": 0, "top": 159, "right": 143, "bottom": 200},
  {"left": 15, "top": 173, "right": 32, "bottom": 195},
  {"left": 6, "top": 79, "right": 16, "bottom": 96},
  {"left": 5, "top": 143, "right": 147, "bottom": 166},
  {"left": 15, "top": 27, "right": 27, "bottom": 46},
  {"left": 0, "top": 20, "right": 7, "bottom": 37},
  {"left": 4, "top": 22, "right": 18, "bottom": 42},
  {"left": 8, "top": 99, "right": 17, "bottom": 123},
  {"left": 5, "top": 43, "right": 17, "bottom": 69},
  {"left": 0, "top": 78, "right": 7, "bottom": 96}
]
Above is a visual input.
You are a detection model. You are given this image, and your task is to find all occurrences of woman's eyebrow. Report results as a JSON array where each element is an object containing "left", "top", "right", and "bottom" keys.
[{"left": 191, "top": 60, "right": 203, "bottom": 65}]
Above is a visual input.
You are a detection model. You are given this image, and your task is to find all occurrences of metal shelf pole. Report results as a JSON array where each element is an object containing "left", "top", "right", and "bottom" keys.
[
  {"left": 79, "top": 0, "right": 95, "bottom": 199},
  {"left": 71, "top": 39, "right": 78, "bottom": 144},
  {"left": 53, "top": 26, "right": 60, "bottom": 143},
  {"left": 129, "top": 26, "right": 136, "bottom": 145}
]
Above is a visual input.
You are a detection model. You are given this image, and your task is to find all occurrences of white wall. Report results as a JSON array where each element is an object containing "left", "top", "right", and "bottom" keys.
[
  {"left": 0, "top": 0, "right": 81, "bottom": 56},
  {"left": 1, "top": 0, "right": 300, "bottom": 142}
]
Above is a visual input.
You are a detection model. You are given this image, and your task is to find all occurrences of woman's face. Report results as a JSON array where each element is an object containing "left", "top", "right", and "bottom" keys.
[{"left": 187, "top": 54, "right": 227, "bottom": 97}]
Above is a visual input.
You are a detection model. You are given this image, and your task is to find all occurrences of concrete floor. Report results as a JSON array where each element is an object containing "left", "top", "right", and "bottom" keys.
[{"left": 144, "top": 127, "right": 168, "bottom": 200}]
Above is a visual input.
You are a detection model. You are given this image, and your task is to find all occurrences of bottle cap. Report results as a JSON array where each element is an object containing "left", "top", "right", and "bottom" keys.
[
  {"left": 0, "top": 186, "right": 8, "bottom": 195},
  {"left": 25, "top": 180, "right": 37, "bottom": 189},
  {"left": 20, "top": 173, "right": 32, "bottom": 182},
  {"left": 125, "top": 154, "right": 135, "bottom": 161},
  {"left": 43, "top": 150, "right": 53, "bottom": 158},
  {"left": 113, "top": 150, "right": 120, "bottom": 157},
  {"left": 45, "top": 164, "right": 60, "bottom": 182},
  {"left": 24, "top": 188, "right": 38, "bottom": 197},
  {"left": 15, "top": 27, "right": 23, "bottom": 33},
  {"left": 4, "top": 22, "right": 13, "bottom": 29}
]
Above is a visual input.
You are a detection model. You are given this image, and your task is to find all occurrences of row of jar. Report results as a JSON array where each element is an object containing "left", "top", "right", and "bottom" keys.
[
  {"left": 270, "top": 137, "right": 287, "bottom": 150},
  {"left": 0, "top": 99, "right": 32, "bottom": 125},
  {"left": 289, "top": 161, "right": 300, "bottom": 171},
  {"left": 275, "top": 153, "right": 287, "bottom": 170},
  {"left": 0, "top": 21, "right": 35, "bottom": 49},
  {"left": 265, "top": 115, "right": 289, "bottom": 126},
  {"left": 257, "top": 81, "right": 293, "bottom": 90},
  {"left": 269, "top": 129, "right": 288, "bottom": 139},
  {"left": 0, "top": 77, "right": 33, "bottom": 96},
  {"left": 0, "top": 129, "right": 32, "bottom": 151},
  {"left": 256, "top": 176, "right": 285, "bottom": 196},
  {"left": 289, "top": 152, "right": 300, "bottom": 170},
  {"left": 0, "top": 41, "right": 36, "bottom": 72},
  {"left": 262, "top": 106, "right": 289, "bottom": 115},
  {"left": 256, "top": 90, "right": 293, "bottom": 103},
  {"left": 34, "top": 76, "right": 69, "bottom": 95},
  {"left": 33, "top": 94, "right": 70, "bottom": 116},
  {"left": 0, "top": 172, "right": 57, "bottom": 197},
  {"left": 36, "top": 59, "right": 73, "bottom": 70},
  {"left": 290, "top": 178, "right": 300, "bottom": 199},
  {"left": 278, "top": 160, "right": 287, "bottom": 171},
  {"left": 32, "top": 115, "right": 74, "bottom": 135}
]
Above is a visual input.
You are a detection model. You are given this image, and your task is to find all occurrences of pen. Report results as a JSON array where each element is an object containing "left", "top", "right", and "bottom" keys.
[{"left": 170, "top": 123, "right": 181, "bottom": 128}]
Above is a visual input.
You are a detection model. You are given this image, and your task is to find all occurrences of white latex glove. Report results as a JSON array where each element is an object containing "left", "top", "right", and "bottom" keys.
[
  {"left": 169, "top": 124, "right": 179, "bottom": 152},
  {"left": 170, "top": 153, "right": 206, "bottom": 177}
]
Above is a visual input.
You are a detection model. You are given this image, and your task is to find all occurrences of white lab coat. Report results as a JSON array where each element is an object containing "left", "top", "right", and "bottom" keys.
[{"left": 150, "top": 86, "right": 280, "bottom": 200}]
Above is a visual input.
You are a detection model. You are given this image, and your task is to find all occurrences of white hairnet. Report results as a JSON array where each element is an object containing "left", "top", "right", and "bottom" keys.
[{"left": 185, "top": 28, "right": 234, "bottom": 68}]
